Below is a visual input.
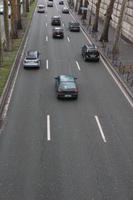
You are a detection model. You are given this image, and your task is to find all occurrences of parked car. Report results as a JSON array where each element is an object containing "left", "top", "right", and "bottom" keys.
[
  {"left": 47, "top": 2, "right": 53, "bottom": 7},
  {"left": 37, "top": 4, "right": 45, "bottom": 13},
  {"left": 69, "top": 21, "right": 80, "bottom": 32},
  {"left": 62, "top": 7, "right": 69, "bottom": 13},
  {"left": 51, "top": 16, "right": 61, "bottom": 26},
  {"left": 53, "top": 27, "right": 64, "bottom": 38},
  {"left": 55, "top": 75, "right": 78, "bottom": 99},
  {"left": 23, "top": 50, "right": 40, "bottom": 68},
  {"left": 59, "top": 0, "right": 64, "bottom": 5},
  {"left": 81, "top": 44, "right": 100, "bottom": 62}
]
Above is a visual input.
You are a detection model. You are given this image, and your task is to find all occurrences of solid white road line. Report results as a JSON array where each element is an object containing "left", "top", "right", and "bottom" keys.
[
  {"left": 63, "top": 23, "right": 64, "bottom": 27},
  {"left": 46, "top": 59, "right": 48, "bottom": 70},
  {"left": 46, "top": 36, "right": 48, "bottom": 41},
  {"left": 67, "top": 36, "right": 70, "bottom": 42},
  {"left": 47, "top": 115, "right": 51, "bottom": 141},
  {"left": 95, "top": 115, "right": 107, "bottom": 143},
  {"left": 101, "top": 57, "right": 133, "bottom": 108},
  {"left": 2, "top": 36, "right": 29, "bottom": 120},
  {"left": 76, "top": 61, "right": 81, "bottom": 71}
]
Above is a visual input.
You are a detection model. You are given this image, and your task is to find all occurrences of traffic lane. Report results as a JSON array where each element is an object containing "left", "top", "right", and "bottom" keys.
[{"left": 0, "top": 3, "right": 52, "bottom": 199}]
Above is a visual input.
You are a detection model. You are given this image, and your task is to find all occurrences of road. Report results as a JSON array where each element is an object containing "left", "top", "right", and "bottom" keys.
[{"left": 0, "top": 0, "right": 133, "bottom": 199}]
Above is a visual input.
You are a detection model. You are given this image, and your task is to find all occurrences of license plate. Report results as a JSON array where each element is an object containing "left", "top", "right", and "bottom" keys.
[{"left": 65, "top": 94, "right": 71, "bottom": 97}]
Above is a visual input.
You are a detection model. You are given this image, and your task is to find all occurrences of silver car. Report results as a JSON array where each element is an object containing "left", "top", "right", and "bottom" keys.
[
  {"left": 23, "top": 50, "right": 40, "bottom": 68},
  {"left": 37, "top": 4, "right": 45, "bottom": 13}
]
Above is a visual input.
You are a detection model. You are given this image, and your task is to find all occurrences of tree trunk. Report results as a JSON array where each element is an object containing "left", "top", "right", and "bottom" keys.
[
  {"left": 26, "top": 0, "right": 29, "bottom": 12},
  {"left": 23, "top": 0, "right": 27, "bottom": 16},
  {"left": 88, "top": 0, "right": 94, "bottom": 26},
  {"left": 0, "top": 20, "right": 3, "bottom": 66},
  {"left": 100, "top": 0, "right": 116, "bottom": 42},
  {"left": 82, "top": 0, "right": 88, "bottom": 19},
  {"left": 92, "top": 0, "right": 101, "bottom": 32},
  {"left": 10, "top": 0, "right": 18, "bottom": 39},
  {"left": 78, "top": 0, "right": 83, "bottom": 15},
  {"left": 112, "top": 0, "right": 128, "bottom": 54},
  {"left": 3, "top": 0, "right": 12, "bottom": 51},
  {"left": 17, "top": 0, "right": 22, "bottom": 29}
]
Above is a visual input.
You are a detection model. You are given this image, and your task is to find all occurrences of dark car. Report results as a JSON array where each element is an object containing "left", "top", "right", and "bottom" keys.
[
  {"left": 69, "top": 21, "right": 80, "bottom": 32},
  {"left": 47, "top": 2, "right": 53, "bottom": 7},
  {"left": 59, "top": 0, "right": 64, "bottom": 5},
  {"left": 53, "top": 27, "right": 64, "bottom": 38},
  {"left": 51, "top": 16, "right": 61, "bottom": 26},
  {"left": 62, "top": 7, "right": 69, "bottom": 13},
  {"left": 23, "top": 50, "right": 40, "bottom": 68},
  {"left": 81, "top": 44, "right": 100, "bottom": 62},
  {"left": 55, "top": 75, "right": 78, "bottom": 99}
]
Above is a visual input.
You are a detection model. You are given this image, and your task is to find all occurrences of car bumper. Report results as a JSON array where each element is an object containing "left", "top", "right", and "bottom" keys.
[
  {"left": 70, "top": 27, "right": 80, "bottom": 31},
  {"left": 57, "top": 93, "right": 78, "bottom": 99},
  {"left": 23, "top": 63, "right": 40, "bottom": 68}
]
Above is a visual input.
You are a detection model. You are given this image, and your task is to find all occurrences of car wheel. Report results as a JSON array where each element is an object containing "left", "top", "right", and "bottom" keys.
[{"left": 84, "top": 55, "right": 87, "bottom": 61}]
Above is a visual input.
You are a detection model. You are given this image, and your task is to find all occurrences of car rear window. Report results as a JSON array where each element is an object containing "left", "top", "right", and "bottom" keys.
[
  {"left": 26, "top": 52, "right": 37, "bottom": 59},
  {"left": 59, "top": 82, "right": 76, "bottom": 89}
]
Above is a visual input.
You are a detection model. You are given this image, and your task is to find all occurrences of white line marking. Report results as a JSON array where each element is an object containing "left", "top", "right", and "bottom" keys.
[
  {"left": 101, "top": 57, "right": 133, "bottom": 108},
  {"left": 46, "top": 36, "right": 48, "bottom": 41},
  {"left": 45, "top": 14, "right": 47, "bottom": 17},
  {"left": 75, "top": 61, "right": 81, "bottom": 71},
  {"left": 95, "top": 115, "right": 107, "bottom": 143},
  {"left": 63, "top": 23, "right": 64, "bottom": 27},
  {"left": 47, "top": 115, "right": 51, "bottom": 141},
  {"left": 46, "top": 59, "right": 48, "bottom": 70},
  {"left": 2, "top": 36, "right": 29, "bottom": 119},
  {"left": 67, "top": 36, "right": 70, "bottom": 42},
  {"left": 55, "top": 2, "right": 59, "bottom": 11},
  {"left": 46, "top": 23, "right": 47, "bottom": 27}
]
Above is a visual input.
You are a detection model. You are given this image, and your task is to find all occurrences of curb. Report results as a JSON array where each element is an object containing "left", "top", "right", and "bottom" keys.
[
  {"left": 0, "top": 3, "right": 37, "bottom": 125},
  {"left": 69, "top": 9, "right": 133, "bottom": 101}
]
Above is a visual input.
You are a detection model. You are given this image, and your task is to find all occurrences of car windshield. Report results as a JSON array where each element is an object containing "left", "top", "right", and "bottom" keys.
[
  {"left": 59, "top": 82, "right": 76, "bottom": 90},
  {"left": 71, "top": 22, "right": 79, "bottom": 26}
]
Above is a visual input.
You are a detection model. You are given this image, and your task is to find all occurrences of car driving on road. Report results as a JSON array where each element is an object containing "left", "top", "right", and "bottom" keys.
[
  {"left": 23, "top": 50, "right": 40, "bottom": 68},
  {"left": 37, "top": 4, "right": 45, "bottom": 13},
  {"left": 55, "top": 75, "right": 78, "bottom": 99},
  {"left": 52, "top": 27, "right": 64, "bottom": 38},
  {"left": 69, "top": 21, "right": 80, "bottom": 32},
  {"left": 62, "top": 7, "right": 69, "bottom": 14},
  {"left": 81, "top": 44, "right": 100, "bottom": 62},
  {"left": 51, "top": 16, "right": 61, "bottom": 26},
  {"left": 59, "top": 0, "right": 64, "bottom": 5},
  {"left": 47, "top": 2, "right": 53, "bottom": 7}
]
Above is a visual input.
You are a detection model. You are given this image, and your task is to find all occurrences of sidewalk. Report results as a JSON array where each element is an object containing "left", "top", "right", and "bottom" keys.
[{"left": 69, "top": 7, "right": 133, "bottom": 95}]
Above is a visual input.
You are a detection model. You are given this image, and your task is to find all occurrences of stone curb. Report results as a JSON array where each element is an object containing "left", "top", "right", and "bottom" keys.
[
  {"left": 69, "top": 9, "right": 133, "bottom": 101},
  {"left": 0, "top": 4, "right": 37, "bottom": 124}
]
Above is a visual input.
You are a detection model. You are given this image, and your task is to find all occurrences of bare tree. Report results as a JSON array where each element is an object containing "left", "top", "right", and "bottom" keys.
[
  {"left": 100, "top": 0, "right": 116, "bottom": 42},
  {"left": 78, "top": 0, "right": 83, "bottom": 15},
  {"left": 92, "top": 0, "right": 102, "bottom": 32},
  {"left": 10, "top": 0, "right": 18, "bottom": 39},
  {"left": 23, "top": 0, "right": 27, "bottom": 16},
  {"left": 112, "top": 0, "right": 129, "bottom": 54},
  {"left": 0, "top": 20, "right": 3, "bottom": 65},
  {"left": 26, "top": 0, "right": 29, "bottom": 12},
  {"left": 3, "top": 0, "right": 12, "bottom": 50},
  {"left": 17, "top": 0, "right": 22, "bottom": 29}
]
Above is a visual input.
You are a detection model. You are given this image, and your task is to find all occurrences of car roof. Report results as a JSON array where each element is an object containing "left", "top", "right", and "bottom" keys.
[
  {"left": 58, "top": 75, "right": 75, "bottom": 82},
  {"left": 38, "top": 4, "right": 45, "bottom": 7},
  {"left": 86, "top": 44, "right": 98, "bottom": 50},
  {"left": 52, "top": 16, "right": 60, "bottom": 18},
  {"left": 53, "top": 27, "right": 63, "bottom": 30}
]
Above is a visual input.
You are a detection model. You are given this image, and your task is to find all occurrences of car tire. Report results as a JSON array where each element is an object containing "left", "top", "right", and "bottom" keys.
[{"left": 84, "top": 55, "right": 87, "bottom": 62}]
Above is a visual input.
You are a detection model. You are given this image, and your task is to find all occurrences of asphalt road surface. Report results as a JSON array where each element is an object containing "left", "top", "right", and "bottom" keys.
[{"left": 0, "top": 0, "right": 133, "bottom": 199}]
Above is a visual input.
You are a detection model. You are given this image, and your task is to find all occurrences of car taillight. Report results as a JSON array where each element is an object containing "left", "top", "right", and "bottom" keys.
[
  {"left": 74, "top": 90, "right": 78, "bottom": 93},
  {"left": 24, "top": 59, "right": 27, "bottom": 63},
  {"left": 58, "top": 89, "right": 62, "bottom": 93},
  {"left": 36, "top": 59, "right": 39, "bottom": 63}
]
